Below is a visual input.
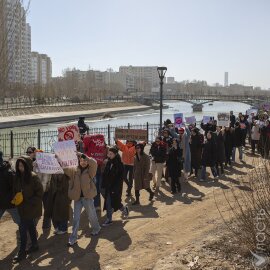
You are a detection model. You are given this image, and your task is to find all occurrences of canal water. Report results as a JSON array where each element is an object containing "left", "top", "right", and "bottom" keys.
[{"left": 2, "top": 100, "right": 251, "bottom": 132}]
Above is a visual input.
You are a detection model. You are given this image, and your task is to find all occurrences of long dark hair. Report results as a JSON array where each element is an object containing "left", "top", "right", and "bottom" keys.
[{"left": 15, "top": 159, "right": 31, "bottom": 184}]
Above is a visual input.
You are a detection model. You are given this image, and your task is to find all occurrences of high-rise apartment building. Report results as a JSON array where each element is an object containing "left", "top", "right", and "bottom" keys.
[
  {"left": 31, "top": 52, "right": 52, "bottom": 85},
  {"left": 224, "top": 72, "right": 229, "bottom": 87},
  {"left": 119, "top": 66, "right": 160, "bottom": 92}
]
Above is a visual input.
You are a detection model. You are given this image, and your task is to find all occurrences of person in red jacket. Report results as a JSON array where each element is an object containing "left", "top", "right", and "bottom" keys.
[{"left": 116, "top": 139, "right": 136, "bottom": 196}]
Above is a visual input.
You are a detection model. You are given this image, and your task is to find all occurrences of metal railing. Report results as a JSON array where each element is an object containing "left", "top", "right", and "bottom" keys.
[{"left": 0, "top": 123, "right": 160, "bottom": 158}]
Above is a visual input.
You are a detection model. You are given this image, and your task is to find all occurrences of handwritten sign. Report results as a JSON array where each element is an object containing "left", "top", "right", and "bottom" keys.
[
  {"left": 217, "top": 113, "right": 230, "bottom": 127},
  {"left": 115, "top": 129, "right": 148, "bottom": 141},
  {"left": 53, "top": 140, "right": 78, "bottom": 168},
  {"left": 36, "top": 152, "right": 64, "bottom": 174},
  {"left": 83, "top": 134, "right": 107, "bottom": 165},
  {"left": 202, "top": 116, "right": 211, "bottom": 124},
  {"left": 58, "top": 125, "right": 80, "bottom": 142},
  {"left": 174, "top": 113, "right": 183, "bottom": 128},
  {"left": 185, "top": 116, "right": 196, "bottom": 125}
]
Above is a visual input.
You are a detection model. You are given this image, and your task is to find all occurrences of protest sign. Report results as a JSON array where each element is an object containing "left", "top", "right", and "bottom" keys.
[
  {"left": 202, "top": 116, "right": 211, "bottom": 124},
  {"left": 53, "top": 140, "right": 78, "bottom": 168},
  {"left": 83, "top": 134, "right": 107, "bottom": 165},
  {"left": 36, "top": 152, "right": 64, "bottom": 174},
  {"left": 262, "top": 103, "right": 270, "bottom": 111},
  {"left": 217, "top": 113, "right": 230, "bottom": 127},
  {"left": 115, "top": 129, "right": 148, "bottom": 141},
  {"left": 185, "top": 116, "right": 196, "bottom": 125},
  {"left": 58, "top": 125, "right": 80, "bottom": 142},
  {"left": 246, "top": 108, "right": 258, "bottom": 116},
  {"left": 174, "top": 113, "right": 183, "bottom": 128}
]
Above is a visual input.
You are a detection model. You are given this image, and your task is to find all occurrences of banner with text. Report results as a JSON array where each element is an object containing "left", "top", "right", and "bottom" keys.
[
  {"left": 115, "top": 129, "right": 148, "bottom": 141},
  {"left": 83, "top": 134, "right": 107, "bottom": 165},
  {"left": 53, "top": 140, "right": 78, "bottom": 168},
  {"left": 58, "top": 125, "right": 80, "bottom": 142},
  {"left": 174, "top": 113, "right": 184, "bottom": 128},
  {"left": 202, "top": 116, "right": 212, "bottom": 124},
  {"left": 36, "top": 152, "right": 64, "bottom": 174},
  {"left": 217, "top": 113, "right": 230, "bottom": 127}
]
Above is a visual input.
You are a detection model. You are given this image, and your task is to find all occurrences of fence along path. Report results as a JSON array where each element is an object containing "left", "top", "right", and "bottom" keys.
[{"left": 0, "top": 123, "right": 160, "bottom": 158}]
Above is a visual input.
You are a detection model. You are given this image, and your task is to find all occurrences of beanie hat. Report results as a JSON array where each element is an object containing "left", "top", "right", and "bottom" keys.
[{"left": 26, "top": 146, "right": 36, "bottom": 154}]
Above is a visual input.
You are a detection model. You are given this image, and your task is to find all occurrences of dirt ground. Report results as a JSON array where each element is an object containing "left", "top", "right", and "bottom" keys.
[{"left": 0, "top": 148, "right": 259, "bottom": 270}]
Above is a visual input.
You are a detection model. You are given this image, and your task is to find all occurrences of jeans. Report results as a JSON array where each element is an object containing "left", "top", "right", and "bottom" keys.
[
  {"left": 251, "top": 140, "right": 259, "bottom": 154},
  {"left": 19, "top": 219, "right": 38, "bottom": 252},
  {"left": 94, "top": 166, "right": 102, "bottom": 208},
  {"left": 124, "top": 165, "right": 134, "bottom": 193},
  {"left": 200, "top": 166, "right": 218, "bottom": 180},
  {"left": 53, "top": 220, "right": 68, "bottom": 232},
  {"left": 151, "top": 161, "right": 164, "bottom": 187},
  {"left": 0, "top": 208, "right": 20, "bottom": 225},
  {"left": 69, "top": 198, "right": 101, "bottom": 245},
  {"left": 232, "top": 147, "right": 243, "bottom": 161}
]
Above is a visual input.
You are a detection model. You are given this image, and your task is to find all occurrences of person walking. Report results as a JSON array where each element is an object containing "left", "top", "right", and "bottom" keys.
[
  {"left": 63, "top": 153, "right": 101, "bottom": 246},
  {"left": 200, "top": 132, "right": 218, "bottom": 182},
  {"left": 189, "top": 128, "right": 202, "bottom": 178},
  {"left": 116, "top": 139, "right": 136, "bottom": 197},
  {"left": 251, "top": 120, "right": 260, "bottom": 155},
  {"left": 224, "top": 127, "right": 233, "bottom": 166},
  {"left": 44, "top": 174, "right": 70, "bottom": 235},
  {"left": 13, "top": 156, "right": 43, "bottom": 263},
  {"left": 215, "top": 127, "right": 225, "bottom": 176},
  {"left": 101, "top": 148, "right": 129, "bottom": 226},
  {"left": 132, "top": 143, "right": 154, "bottom": 205},
  {"left": 179, "top": 127, "right": 191, "bottom": 181},
  {"left": 0, "top": 151, "right": 20, "bottom": 225},
  {"left": 167, "top": 139, "right": 182, "bottom": 194},
  {"left": 232, "top": 122, "right": 244, "bottom": 162},
  {"left": 150, "top": 137, "right": 167, "bottom": 192}
]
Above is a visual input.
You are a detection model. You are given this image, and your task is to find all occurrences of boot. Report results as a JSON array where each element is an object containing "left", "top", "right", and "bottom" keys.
[
  {"left": 147, "top": 189, "right": 154, "bottom": 201},
  {"left": 13, "top": 251, "right": 26, "bottom": 263},
  {"left": 132, "top": 191, "right": 140, "bottom": 205}
]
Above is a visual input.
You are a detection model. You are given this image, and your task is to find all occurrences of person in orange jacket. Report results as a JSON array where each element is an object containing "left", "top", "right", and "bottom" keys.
[{"left": 116, "top": 139, "right": 136, "bottom": 196}]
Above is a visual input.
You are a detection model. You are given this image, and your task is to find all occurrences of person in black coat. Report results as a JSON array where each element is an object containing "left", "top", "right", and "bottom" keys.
[
  {"left": 230, "top": 111, "right": 236, "bottom": 128},
  {"left": 101, "top": 148, "right": 129, "bottom": 226},
  {"left": 200, "top": 120, "right": 217, "bottom": 136},
  {"left": 215, "top": 127, "right": 225, "bottom": 176},
  {"left": 0, "top": 151, "right": 20, "bottom": 225},
  {"left": 167, "top": 139, "right": 182, "bottom": 194},
  {"left": 189, "top": 128, "right": 202, "bottom": 177},
  {"left": 200, "top": 132, "right": 218, "bottom": 182},
  {"left": 224, "top": 127, "right": 233, "bottom": 166},
  {"left": 232, "top": 122, "right": 244, "bottom": 162}
]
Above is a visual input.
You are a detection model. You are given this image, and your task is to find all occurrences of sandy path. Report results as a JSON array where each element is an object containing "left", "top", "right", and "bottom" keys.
[{"left": 0, "top": 151, "right": 257, "bottom": 270}]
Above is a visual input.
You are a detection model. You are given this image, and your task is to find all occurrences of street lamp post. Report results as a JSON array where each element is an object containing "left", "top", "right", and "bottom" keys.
[{"left": 157, "top": 66, "right": 167, "bottom": 133}]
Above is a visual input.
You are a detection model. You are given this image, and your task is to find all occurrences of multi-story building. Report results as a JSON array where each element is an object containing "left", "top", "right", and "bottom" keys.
[
  {"left": 0, "top": 0, "right": 32, "bottom": 86},
  {"left": 119, "top": 66, "right": 160, "bottom": 92},
  {"left": 31, "top": 52, "right": 52, "bottom": 85},
  {"left": 224, "top": 72, "right": 229, "bottom": 87}
]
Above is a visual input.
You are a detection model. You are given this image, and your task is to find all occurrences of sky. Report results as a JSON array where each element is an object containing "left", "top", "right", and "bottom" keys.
[{"left": 27, "top": 0, "right": 270, "bottom": 88}]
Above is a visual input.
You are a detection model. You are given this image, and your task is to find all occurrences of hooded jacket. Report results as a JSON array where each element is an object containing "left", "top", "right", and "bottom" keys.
[
  {"left": 0, "top": 161, "right": 15, "bottom": 210},
  {"left": 14, "top": 156, "right": 44, "bottom": 219},
  {"left": 116, "top": 140, "right": 136, "bottom": 166}
]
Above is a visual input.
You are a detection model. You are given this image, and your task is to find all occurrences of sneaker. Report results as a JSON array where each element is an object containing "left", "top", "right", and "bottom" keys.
[
  {"left": 54, "top": 228, "right": 59, "bottom": 234},
  {"left": 199, "top": 179, "right": 205, "bottom": 182},
  {"left": 26, "top": 245, "right": 39, "bottom": 254},
  {"left": 67, "top": 241, "right": 77, "bottom": 247},
  {"left": 123, "top": 206, "right": 129, "bottom": 218},
  {"left": 13, "top": 251, "right": 26, "bottom": 263},
  {"left": 214, "top": 176, "right": 219, "bottom": 179},
  {"left": 153, "top": 184, "right": 156, "bottom": 190},
  {"left": 102, "top": 219, "right": 113, "bottom": 227},
  {"left": 56, "top": 230, "right": 67, "bottom": 235}
]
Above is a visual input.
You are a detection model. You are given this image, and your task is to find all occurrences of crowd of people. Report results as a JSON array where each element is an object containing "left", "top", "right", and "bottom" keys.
[{"left": 0, "top": 110, "right": 270, "bottom": 263}]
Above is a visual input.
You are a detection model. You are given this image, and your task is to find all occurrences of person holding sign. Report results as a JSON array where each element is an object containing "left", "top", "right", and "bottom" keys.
[
  {"left": 101, "top": 148, "right": 129, "bottom": 226},
  {"left": 61, "top": 152, "right": 101, "bottom": 246}
]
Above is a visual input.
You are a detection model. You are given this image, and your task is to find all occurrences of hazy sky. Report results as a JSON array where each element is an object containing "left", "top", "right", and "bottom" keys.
[{"left": 27, "top": 0, "right": 270, "bottom": 88}]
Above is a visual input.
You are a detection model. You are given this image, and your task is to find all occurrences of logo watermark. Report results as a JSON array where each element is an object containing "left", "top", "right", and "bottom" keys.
[{"left": 251, "top": 209, "right": 269, "bottom": 269}]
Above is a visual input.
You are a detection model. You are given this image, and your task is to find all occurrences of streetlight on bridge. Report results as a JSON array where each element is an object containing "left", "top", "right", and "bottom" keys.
[{"left": 157, "top": 66, "right": 167, "bottom": 133}]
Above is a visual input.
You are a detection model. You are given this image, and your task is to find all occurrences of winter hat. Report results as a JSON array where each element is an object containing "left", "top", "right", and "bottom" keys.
[
  {"left": 26, "top": 146, "right": 36, "bottom": 154},
  {"left": 0, "top": 151, "right": 3, "bottom": 164},
  {"left": 109, "top": 147, "right": 118, "bottom": 155}
]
